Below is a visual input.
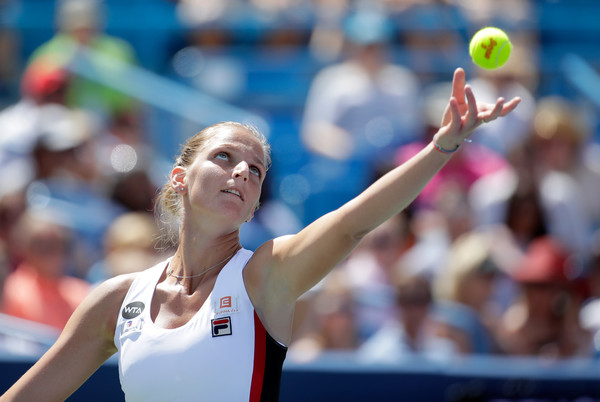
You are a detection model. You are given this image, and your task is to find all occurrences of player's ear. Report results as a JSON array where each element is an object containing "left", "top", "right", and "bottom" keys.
[{"left": 171, "top": 167, "right": 187, "bottom": 192}]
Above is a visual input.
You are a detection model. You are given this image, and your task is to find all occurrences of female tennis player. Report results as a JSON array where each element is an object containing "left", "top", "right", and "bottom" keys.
[{"left": 1, "top": 68, "right": 519, "bottom": 401}]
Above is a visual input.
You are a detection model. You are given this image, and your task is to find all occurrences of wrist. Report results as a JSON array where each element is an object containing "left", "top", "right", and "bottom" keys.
[{"left": 432, "top": 135, "right": 461, "bottom": 154}]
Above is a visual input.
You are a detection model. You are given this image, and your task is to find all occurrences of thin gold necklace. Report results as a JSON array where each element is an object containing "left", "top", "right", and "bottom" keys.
[{"left": 167, "top": 250, "right": 237, "bottom": 280}]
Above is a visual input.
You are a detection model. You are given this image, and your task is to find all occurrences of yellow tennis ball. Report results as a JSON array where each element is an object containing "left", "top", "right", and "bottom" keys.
[{"left": 469, "top": 27, "right": 512, "bottom": 70}]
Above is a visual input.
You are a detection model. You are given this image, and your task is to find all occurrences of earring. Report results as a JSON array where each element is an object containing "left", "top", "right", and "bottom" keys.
[{"left": 179, "top": 187, "right": 185, "bottom": 192}]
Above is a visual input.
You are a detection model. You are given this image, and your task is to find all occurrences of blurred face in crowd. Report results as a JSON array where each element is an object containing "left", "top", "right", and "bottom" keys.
[
  {"left": 23, "top": 223, "right": 70, "bottom": 279},
  {"left": 396, "top": 275, "right": 432, "bottom": 337},
  {"left": 523, "top": 281, "right": 568, "bottom": 318},
  {"left": 398, "top": 292, "right": 430, "bottom": 336},
  {"left": 459, "top": 271, "right": 496, "bottom": 310},
  {"left": 71, "top": 27, "right": 96, "bottom": 45}
]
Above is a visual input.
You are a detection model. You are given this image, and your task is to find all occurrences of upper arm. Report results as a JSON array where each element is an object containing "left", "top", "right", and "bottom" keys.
[
  {"left": 248, "top": 206, "right": 363, "bottom": 304},
  {"left": 246, "top": 145, "right": 450, "bottom": 330},
  {"left": 1, "top": 274, "right": 136, "bottom": 402}
]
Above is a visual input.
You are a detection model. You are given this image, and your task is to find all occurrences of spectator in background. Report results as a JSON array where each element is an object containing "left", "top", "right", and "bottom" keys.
[
  {"left": 470, "top": 97, "right": 598, "bottom": 257},
  {"left": 497, "top": 236, "right": 592, "bottom": 358},
  {"left": 0, "top": 241, "right": 7, "bottom": 302},
  {"left": 27, "top": 0, "right": 138, "bottom": 123},
  {"left": 432, "top": 230, "right": 502, "bottom": 355},
  {"left": 336, "top": 213, "right": 413, "bottom": 341},
  {"left": 389, "top": 1, "right": 467, "bottom": 85},
  {"left": 0, "top": 57, "right": 124, "bottom": 275},
  {"left": 1, "top": 211, "right": 91, "bottom": 330},
  {"left": 290, "top": 213, "right": 415, "bottom": 355},
  {"left": 357, "top": 272, "right": 457, "bottom": 363},
  {"left": 452, "top": 0, "right": 535, "bottom": 32},
  {"left": 301, "top": 9, "right": 422, "bottom": 221},
  {"left": 0, "top": 56, "right": 70, "bottom": 176},
  {"left": 32, "top": 107, "right": 99, "bottom": 184},
  {"left": 0, "top": 176, "right": 28, "bottom": 252},
  {"left": 108, "top": 168, "right": 160, "bottom": 213},
  {"left": 471, "top": 168, "right": 547, "bottom": 251},
  {"left": 0, "top": 0, "right": 19, "bottom": 101},
  {"left": 475, "top": 175, "right": 551, "bottom": 312},
  {"left": 529, "top": 97, "right": 600, "bottom": 253},
  {"left": 0, "top": 238, "right": 59, "bottom": 358},
  {"left": 86, "top": 212, "right": 168, "bottom": 284},
  {"left": 27, "top": 103, "right": 125, "bottom": 277},
  {"left": 288, "top": 270, "right": 359, "bottom": 363},
  {"left": 579, "top": 233, "right": 600, "bottom": 358}
]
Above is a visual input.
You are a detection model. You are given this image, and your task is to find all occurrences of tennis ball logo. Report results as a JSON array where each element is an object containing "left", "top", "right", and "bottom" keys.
[{"left": 469, "top": 27, "right": 512, "bottom": 69}]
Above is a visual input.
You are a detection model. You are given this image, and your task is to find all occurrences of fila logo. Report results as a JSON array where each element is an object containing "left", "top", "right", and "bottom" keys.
[
  {"left": 211, "top": 316, "right": 232, "bottom": 337},
  {"left": 122, "top": 301, "right": 145, "bottom": 319}
]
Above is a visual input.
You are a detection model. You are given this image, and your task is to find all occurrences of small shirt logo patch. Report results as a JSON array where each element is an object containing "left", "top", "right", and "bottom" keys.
[
  {"left": 220, "top": 296, "right": 232, "bottom": 309},
  {"left": 122, "top": 301, "right": 145, "bottom": 319},
  {"left": 212, "top": 316, "right": 232, "bottom": 337},
  {"left": 213, "top": 296, "right": 239, "bottom": 315},
  {"left": 121, "top": 318, "right": 144, "bottom": 337}
]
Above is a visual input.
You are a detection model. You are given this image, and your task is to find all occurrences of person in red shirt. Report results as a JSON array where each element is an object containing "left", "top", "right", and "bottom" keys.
[{"left": 2, "top": 211, "right": 91, "bottom": 330}]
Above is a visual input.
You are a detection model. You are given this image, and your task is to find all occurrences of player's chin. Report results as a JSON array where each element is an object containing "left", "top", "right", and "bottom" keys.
[{"left": 217, "top": 205, "right": 253, "bottom": 227}]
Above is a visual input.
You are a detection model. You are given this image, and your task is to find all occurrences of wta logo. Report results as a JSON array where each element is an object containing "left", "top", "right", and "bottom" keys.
[
  {"left": 122, "top": 301, "right": 145, "bottom": 319},
  {"left": 211, "top": 316, "right": 232, "bottom": 337}
]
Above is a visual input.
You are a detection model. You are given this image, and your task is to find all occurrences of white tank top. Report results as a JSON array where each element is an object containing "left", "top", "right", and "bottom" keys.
[{"left": 114, "top": 249, "right": 287, "bottom": 402}]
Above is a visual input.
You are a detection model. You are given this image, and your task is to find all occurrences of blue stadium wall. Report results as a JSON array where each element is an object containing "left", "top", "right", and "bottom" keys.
[{"left": 2, "top": 354, "right": 600, "bottom": 401}]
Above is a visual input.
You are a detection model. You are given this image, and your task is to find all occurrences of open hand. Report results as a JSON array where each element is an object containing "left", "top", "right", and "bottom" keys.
[{"left": 436, "top": 68, "right": 521, "bottom": 149}]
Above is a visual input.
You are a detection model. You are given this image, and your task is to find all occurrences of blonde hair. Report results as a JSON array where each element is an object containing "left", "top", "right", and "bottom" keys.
[{"left": 154, "top": 122, "right": 271, "bottom": 247}]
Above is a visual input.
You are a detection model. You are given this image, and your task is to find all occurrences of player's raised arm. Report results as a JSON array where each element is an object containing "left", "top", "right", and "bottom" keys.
[
  {"left": 254, "top": 68, "right": 520, "bottom": 300},
  {"left": 0, "top": 274, "right": 134, "bottom": 402}
]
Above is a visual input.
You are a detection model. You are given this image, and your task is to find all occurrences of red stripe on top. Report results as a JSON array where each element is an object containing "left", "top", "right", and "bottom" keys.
[{"left": 249, "top": 311, "right": 266, "bottom": 402}]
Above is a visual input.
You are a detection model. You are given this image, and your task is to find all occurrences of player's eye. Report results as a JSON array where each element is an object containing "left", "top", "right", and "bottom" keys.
[
  {"left": 250, "top": 166, "right": 261, "bottom": 177},
  {"left": 215, "top": 152, "right": 229, "bottom": 161}
]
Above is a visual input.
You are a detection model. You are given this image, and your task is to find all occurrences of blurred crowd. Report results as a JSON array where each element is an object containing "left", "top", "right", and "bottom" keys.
[{"left": 0, "top": 0, "right": 599, "bottom": 366}]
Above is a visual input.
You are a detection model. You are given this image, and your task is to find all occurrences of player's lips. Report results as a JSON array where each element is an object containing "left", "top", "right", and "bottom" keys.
[{"left": 222, "top": 187, "right": 244, "bottom": 201}]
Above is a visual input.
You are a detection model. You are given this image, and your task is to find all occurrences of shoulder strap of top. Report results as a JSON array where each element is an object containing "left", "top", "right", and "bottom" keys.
[{"left": 114, "top": 258, "right": 170, "bottom": 346}]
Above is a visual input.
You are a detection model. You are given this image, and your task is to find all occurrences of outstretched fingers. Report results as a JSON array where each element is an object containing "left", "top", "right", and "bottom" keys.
[
  {"left": 500, "top": 97, "right": 522, "bottom": 117},
  {"left": 449, "top": 97, "right": 461, "bottom": 128},
  {"left": 464, "top": 85, "right": 480, "bottom": 126},
  {"left": 451, "top": 68, "right": 467, "bottom": 107},
  {"left": 479, "top": 97, "right": 505, "bottom": 123}
]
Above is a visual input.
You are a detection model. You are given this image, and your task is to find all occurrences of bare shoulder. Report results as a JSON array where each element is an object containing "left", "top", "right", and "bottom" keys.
[
  {"left": 245, "top": 235, "right": 293, "bottom": 278},
  {"left": 244, "top": 239, "right": 275, "bottom": 285},
  {"left": 96, "top": 272, "right": 138, "bottom": 298},
  {"left": 84, "top": 273, "right": 139, "bottom": 321},
  {"left": 243, "top": 235, "right": 294, "bottom": 300},
  {"left": 62, "top": 272, "right": 140, "bottom": 344}
]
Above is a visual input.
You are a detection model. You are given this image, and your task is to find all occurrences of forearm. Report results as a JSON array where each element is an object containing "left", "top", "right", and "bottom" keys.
[
  {"left": 0, "top": 338, "right": 113, "bottom": 402},
  {"left": 271, "top": 67, "right": 519, "bottom": 299},
  {"left": 270, "top": 140, "right": 452, "bottom": 298},
  {"left": 339, "top": 141, "right": 451, "bottom": 238},
  {"left": 1, "top": 276, "right": 129, "bottom": 402}
]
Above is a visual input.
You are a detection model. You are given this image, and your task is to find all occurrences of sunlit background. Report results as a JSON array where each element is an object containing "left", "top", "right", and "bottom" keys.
[{"left": 0, "top": 0, "right": 600, "bottom": 400}]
